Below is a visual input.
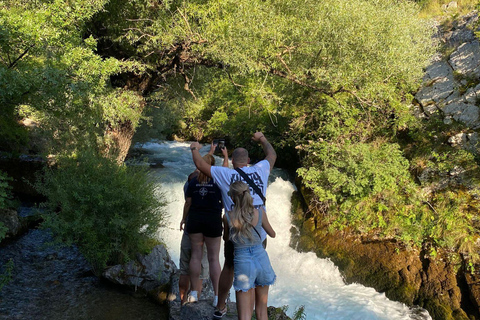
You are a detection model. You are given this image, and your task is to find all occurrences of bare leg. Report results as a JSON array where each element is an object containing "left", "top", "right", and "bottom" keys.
[
  {"left": 216, "top": 263, "right": 234, "bottom": 310},
  {"left": 254, "top": 285, "right": 270, "bottom": 320},
  {"left": 179, "top": 274, "right": 190, "bottom": 304},
  {"left": 236, "top": 289, "right": 255, "bottom": 320},
  {"left": 204, "top": 236, "right": 221, "bottom": 296},
  {"left": 189, "top": 233, "right": 204, "bottom": 293}
]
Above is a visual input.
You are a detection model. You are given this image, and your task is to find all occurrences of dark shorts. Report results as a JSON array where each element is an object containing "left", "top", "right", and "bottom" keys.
[
  {"left": 224, "top": 238, "right": 267, "bottom": 268},
  {"left": 186, "top": 213, "right": 222, "bottom": 238}
]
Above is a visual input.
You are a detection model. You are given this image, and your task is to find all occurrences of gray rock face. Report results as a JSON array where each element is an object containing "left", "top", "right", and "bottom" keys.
[
  {"left": 442, "top": 102, "right": 480, "bottom": 127},
  {"left": 465, "top": 83, "right": 480, "bottom": 104},
  {"left": 416, "top": 12, "right": 480, "bottom": 132},
  {"left": 103, "top": 244, "right": 177, "bottom": 303},
  {"left": 415, "top": 60, "right": 455, "bottom": 107},
  {"left": 448, "top": 131, "right": 479, "bottom": 153},
  {"left": 449, "top": 40, "right": 480, "bottom": 77}
]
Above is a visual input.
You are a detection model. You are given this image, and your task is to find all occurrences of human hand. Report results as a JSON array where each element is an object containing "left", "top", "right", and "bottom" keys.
[
  {"left": 190, "top": 141, "right": 201, "bottom": 151},
  {"left": 209, "top": 142, "right": 217, "bottom": 155},
  {"left": 221, "top": 146, "right": 228, "bottom": 157},
  {"left": 252, "top": 132, "right": 265, "bottom": 142},
  {"left": 180, "top": 219, "right": 185, "bottom": 231}
]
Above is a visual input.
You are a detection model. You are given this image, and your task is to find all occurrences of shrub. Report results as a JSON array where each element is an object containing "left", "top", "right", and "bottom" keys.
[
  {"left": 0, "top": 171, "right": 12, "bottom": 210},
  {"left": 36, "top": 150, "right": 166, "bottom": 274}
]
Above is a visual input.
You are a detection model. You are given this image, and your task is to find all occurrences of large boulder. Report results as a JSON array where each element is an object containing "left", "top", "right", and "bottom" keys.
[
  {"left": 0, "top": 208, "right": 21, "bottom": 239},
  {"left": 103, "top": 244, "right": 177, "bottom": 304}
]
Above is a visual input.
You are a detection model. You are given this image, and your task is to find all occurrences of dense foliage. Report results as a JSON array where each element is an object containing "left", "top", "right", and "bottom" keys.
[
  {"left": 2, "top": 0, "right": 479, "bottom": 269},
  {"left": 0, "top": 171, "right": 12, "bottom": 210},
  {"left": 0, "top": 0, "right": 145, "bottom": 157},
  {"left": 36, "top": 151, "right": 165, "bottom": 273}
]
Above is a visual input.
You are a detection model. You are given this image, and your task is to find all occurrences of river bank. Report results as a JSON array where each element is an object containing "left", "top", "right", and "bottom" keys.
[{"left": 0, "top": 226, "right": 169, "bottom": 320}]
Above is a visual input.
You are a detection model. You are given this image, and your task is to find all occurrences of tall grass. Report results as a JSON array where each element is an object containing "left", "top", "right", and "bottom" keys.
[{"left": 417, "top": 0, "right": 479, "bottom": 19}]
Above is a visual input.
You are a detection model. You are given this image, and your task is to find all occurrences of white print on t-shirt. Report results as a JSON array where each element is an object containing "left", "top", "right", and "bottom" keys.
[
  {"left": 199, "top": 187, "right": 208, "bottom": 197},
  {"left": 229, "top": 171, "right": 264, "bottom": 197}
]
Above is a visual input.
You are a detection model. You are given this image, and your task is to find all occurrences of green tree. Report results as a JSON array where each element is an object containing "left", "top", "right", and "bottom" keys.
[{"left": 0, "top": 0, "right": 145, "bottom": 159}]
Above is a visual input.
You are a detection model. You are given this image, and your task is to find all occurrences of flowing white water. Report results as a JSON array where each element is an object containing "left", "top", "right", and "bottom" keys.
[{"left": 143, "top": 141, "right": 431, "bottom": 320}]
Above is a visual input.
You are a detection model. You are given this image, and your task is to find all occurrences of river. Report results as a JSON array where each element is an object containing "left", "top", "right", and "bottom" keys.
[{"left": 143, "top": 140, "right": 432, "bottom": 320}]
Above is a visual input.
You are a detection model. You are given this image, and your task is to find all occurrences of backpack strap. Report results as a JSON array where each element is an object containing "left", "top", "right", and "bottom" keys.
[{"left": 234, "top": 167, "right": 266, "bottom": 206}]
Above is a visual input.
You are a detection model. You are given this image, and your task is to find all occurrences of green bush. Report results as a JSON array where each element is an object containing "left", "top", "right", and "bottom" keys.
[
  {"left": 36, "top": 151, "right": 166, "bottom": 274},
  {"left": 0, "top": 170, "right": 12, "bottom": 210}
]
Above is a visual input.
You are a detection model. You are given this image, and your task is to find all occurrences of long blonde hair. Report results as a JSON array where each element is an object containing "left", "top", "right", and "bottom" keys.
[
  {"left": 228, "top": 181, "right": 255, "bottom": 243},
  {"left": 198, "top": 154, "right": 215, "bottom": 184}
]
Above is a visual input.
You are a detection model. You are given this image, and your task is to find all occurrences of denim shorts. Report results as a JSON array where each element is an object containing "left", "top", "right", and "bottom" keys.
[{"left": 233, "top": 244, "right": 276, "bottom": 292}]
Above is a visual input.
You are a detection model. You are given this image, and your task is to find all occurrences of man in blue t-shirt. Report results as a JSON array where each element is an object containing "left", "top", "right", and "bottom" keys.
[{"left": 189, "top": 132, "right": 276, "bottom": 320}]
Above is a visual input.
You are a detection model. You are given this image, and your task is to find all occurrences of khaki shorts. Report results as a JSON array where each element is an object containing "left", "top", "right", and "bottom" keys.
[{"left": 179, "top": 233, "right": 209, "bottom": 279}]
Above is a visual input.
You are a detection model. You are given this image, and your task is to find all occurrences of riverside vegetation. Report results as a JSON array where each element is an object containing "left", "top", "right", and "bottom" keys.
[{"left": 1, "top": 0, "right": 480, "bottom": 319}]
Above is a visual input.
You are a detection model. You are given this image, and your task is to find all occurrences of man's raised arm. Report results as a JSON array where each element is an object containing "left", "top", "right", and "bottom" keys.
[
  {"left": 252, "top": 132, "right": 276, "bottom": 171},
  {"left": 190, "top": 142, "right": 212, "bottom": 178}
]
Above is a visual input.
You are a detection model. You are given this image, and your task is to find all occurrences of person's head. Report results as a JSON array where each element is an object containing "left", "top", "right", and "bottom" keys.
[
  {"left": 228, "top": 181, "right": 255, "bottom": 243},
  {"left": 231, "top": 148, "right": 249, "bottom": 168},
  {"left": 198, "top": 154, "right": 215, "bottom": 183},
  {"left": 229, "top": 180, "right": 252, "bottom": 207}
]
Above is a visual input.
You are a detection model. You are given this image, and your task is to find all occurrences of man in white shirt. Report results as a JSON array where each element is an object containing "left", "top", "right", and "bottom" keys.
[{"left": 189, "top": 132, "right": 276, "bottom": 319}]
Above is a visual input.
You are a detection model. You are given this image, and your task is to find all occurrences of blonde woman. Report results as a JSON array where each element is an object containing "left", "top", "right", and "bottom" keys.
[
  {"left": 181, "top": 154, "right": 223, "bottom": 304},
  {"left": 224, "top": 181, "right": 276, "bottom": 320}
]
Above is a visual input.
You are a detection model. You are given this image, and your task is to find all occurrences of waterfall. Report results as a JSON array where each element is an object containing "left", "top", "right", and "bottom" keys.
[{"left": 142, "top": 141, "right": 431, "bottom": 320}]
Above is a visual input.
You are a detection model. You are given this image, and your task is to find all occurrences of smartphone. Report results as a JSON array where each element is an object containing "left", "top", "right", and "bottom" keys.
[{"left": 213, "top": 139, "right": 225, "bottom": 153}]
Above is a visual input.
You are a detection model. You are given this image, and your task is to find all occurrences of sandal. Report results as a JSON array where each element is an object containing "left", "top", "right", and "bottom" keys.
[{"left": 213, "top": 306, "right": 227, "bottom": 319}]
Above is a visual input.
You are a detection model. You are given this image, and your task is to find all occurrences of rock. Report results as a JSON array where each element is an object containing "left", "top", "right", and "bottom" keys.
[
  {"left": 449, "top": 166, "right": 465, "bottom": 176},
  {"left": 444, "top": 12, "right": 479, "bottom": 48},
  {"left": 448, "top": 132, "right": 467, "bottom": 146},
  {"left": 0, "top": 208, "right": 21, "bottom": 239},
  {"left": 412, "top": 105, "right": 427, "bottom": 119},
  {"left": 449, "top": 40, "right": 480, "bottom": 77},
  {"left": 103, "top": 244, "right": 177, "bottom": 304},
  {"left": 464, "top": 83, "right": 480, "bottom": 104},
  {"left": 169, "top": 300, "right": 238, "bottom": 320},
  {"left": 443, "top": 90, "right": 465, "bottom": 106},
  {"left": 415, "top": 61, "right": 455, "bottom": 107},
  {"left": 442, "top": 1, "right": 457, "bottom": 11},
  {"left": 149, "top": 162, "right": 165, "bottom": 168},
  {"left": 423, "top": 104, "right": 439, "bottom": 116},
  {"left": 442, "top": 102, "right": 480, "bottom": 127}
]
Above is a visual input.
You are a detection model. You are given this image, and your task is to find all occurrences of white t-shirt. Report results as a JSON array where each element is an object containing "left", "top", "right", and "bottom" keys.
[
  {"left": 211, "top": 160, "right": 271, "bottom": 240},
  {"left": 211, "top": 159, "right": 270, "bottom": 211}
]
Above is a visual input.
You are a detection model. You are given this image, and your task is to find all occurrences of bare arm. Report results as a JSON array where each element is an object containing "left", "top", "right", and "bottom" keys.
[
  {"left": 221, "top": 146, "right": 229, "bottom": 167},
  {"left": 222, "top": 215, "right": 229, "bottom": 242},
  {"left": 190, "top": 142, "right": 212, "bottom": 178},
  {"left": 180, "top": 197, "right": 192, "bottom": 231},
  {"left": 252, "top": 132, "right": 276, "bottom": 171},
  {"left": 262, "top": 210, "right": 276, "bottom": 238},
  {"left": 208, "top": 142, "right": 216, "bottom": 155}
]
